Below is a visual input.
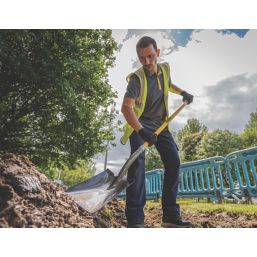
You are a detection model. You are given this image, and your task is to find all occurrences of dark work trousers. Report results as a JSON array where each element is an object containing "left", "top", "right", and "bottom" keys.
[{"left": 125, "top": 129, "right": 181, "bottom": 224}]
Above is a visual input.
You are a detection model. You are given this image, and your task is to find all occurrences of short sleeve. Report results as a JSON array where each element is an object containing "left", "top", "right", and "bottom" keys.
[{"left": 124, "top": 74, "right": 140, "bottom": 99}]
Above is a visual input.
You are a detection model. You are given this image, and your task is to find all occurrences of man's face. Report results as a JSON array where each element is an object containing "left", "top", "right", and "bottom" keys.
[{"left": 137, "top": 44, "right": 160, "bottom": 74}]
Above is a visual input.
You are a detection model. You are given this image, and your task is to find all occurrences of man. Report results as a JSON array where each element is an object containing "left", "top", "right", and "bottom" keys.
[{"left": 121, "top": 36, "right": 193, "bottom": 228}]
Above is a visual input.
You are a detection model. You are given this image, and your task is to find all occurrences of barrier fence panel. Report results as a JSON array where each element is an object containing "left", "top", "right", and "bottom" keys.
[
  {"left": 145, "top": 170, "right": 163, "bottom": 199},
  {"left": 117, "top": 146, "right": 257, "bottom": 201},
  {"left": 178, "top": 156, "right": 227, "bottom": 200},
  {"left": 225, "top": 146, "right": 257, "bottom": 198}
]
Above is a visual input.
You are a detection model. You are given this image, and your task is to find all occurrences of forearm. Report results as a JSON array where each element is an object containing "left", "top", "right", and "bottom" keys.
[
  {"left": 169, "top": 83, "right": 183, "bottom": 95},
  {"left": 121, "top": 105, "right": 143, "bottom": 133}
]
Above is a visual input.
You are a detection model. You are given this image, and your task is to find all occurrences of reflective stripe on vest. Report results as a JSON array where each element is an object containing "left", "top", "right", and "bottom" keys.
[{"left": 120, "top": 62, "right": 170, "bottom": 145}]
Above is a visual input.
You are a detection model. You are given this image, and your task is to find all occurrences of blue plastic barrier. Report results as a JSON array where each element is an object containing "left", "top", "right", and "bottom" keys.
[
  {"left": 145, "top": 169, "right": 163, "bottom": 199},
  {"left": 118, "top": 146, "right": 257, "bottom": 201},
  {"left": 118, "top": 169, "right": 163, "bottom": 200},
  {"left": 225, "top": 146, "right": 257, "bottom": 198},
  {"left": 178, "top": 156, "right": 227, "bottom": 199}
]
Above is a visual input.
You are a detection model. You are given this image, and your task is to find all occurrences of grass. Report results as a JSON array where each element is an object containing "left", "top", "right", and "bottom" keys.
[{"left": 146, "top": 198, "right": 257, "bottom": 216}]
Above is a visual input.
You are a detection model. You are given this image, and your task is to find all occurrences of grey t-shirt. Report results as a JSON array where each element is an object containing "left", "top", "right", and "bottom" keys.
[{"left": 125, "top": 66, "right": 170, "bottom": 131}]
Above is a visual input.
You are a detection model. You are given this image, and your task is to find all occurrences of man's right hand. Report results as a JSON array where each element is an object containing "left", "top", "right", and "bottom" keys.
[
  {"left": 138, "top": 128, "right": 157, "bottom": 146},
  {"left": 181, "top": 91, "right": 194, "bottom": 104}
]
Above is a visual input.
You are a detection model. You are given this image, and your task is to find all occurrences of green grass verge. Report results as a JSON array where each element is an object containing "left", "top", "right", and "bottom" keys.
[{"left": 146, "top": 198, "right": 257, "bottom": 216}]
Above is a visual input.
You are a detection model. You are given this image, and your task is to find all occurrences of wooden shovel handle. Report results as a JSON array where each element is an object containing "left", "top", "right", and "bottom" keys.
[{"left": 143, "top": 101, "right": 188, "bottom": 148}]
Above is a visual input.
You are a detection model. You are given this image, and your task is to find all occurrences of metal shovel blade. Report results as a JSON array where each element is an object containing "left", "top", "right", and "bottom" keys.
[
  {"left": 67, "top": 169, "right": 129, "bottom": 213},
  {"left": 66, "top": 145, "right": 146, "bottom": 213}
]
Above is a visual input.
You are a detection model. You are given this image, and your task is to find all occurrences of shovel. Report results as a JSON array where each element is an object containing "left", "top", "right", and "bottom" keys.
[{"left": 66, "top": 101, "right": 188, "bottom": 213}]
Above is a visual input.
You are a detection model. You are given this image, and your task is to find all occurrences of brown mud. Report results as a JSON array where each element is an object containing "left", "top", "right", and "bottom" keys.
[{"left": 1, "top": 154, "right": 256, "bottom": 228}]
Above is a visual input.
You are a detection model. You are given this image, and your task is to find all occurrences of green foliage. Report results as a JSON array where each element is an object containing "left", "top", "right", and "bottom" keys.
[
  {"left": 195, "top": 129, "right": 242, "bottom": 159},
  {"left": 40, "top": 159, "right": 96, "bottom": 186},
  {"left": 177, "top": 119, "right": 207, "bottom": 162},
  {"left": 177, "top": 118, "right": 207, "bottom": 142},
  {"left": 0, "top": 29, "right": 118, "bottom": 168},
  {"left": 240, "top": 109, "right": 257, "bottom": 148},
  {"left": 245, "top": 109, "right": 257, "bottom": 129},
  {"left": 241, "top": 128, "right": 257, "bottom": 148},
  {"left": 179, "top": 132, "right": 205, "bottom": 162}
]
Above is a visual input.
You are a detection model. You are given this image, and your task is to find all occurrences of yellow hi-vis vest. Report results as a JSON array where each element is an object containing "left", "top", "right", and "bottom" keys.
[{"left": 120, "top": 62, "right": 180, "bottom": 145}]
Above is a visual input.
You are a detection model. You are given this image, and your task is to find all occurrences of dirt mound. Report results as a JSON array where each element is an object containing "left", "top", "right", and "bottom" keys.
[
  {"left": 0, "top": 153, "right": 125, "bottom": 228},
  {"left": 1, "top": 153, "right": 256, "bottom": 228}
]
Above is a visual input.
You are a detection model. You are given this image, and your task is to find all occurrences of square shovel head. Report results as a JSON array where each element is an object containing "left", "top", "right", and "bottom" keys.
[{"left": 66, "top": 169, "right": 129, "bottom": 213}]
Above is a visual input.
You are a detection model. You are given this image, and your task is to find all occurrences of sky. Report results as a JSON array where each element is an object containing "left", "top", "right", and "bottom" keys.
[{"left": 94, "top": 29, "right": 257, "bottom": 174}]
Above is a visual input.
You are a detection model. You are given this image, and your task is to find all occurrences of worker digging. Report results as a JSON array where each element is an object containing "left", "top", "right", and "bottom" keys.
[
  {"left": 120, "top": 36, "right": 194, "bottom": 228},
  {"left": 67, "top": 36, "right": 194, "bottom": 228}
]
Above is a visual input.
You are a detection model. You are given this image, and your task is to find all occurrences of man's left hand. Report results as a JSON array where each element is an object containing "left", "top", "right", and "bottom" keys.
[{"left": 181, "top": 91, "right": 194, "bottom": 104}]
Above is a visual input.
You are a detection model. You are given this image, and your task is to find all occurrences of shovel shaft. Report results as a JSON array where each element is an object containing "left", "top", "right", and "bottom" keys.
[{"left": 143, "top": 101, "right": 188, "bottom": 148}]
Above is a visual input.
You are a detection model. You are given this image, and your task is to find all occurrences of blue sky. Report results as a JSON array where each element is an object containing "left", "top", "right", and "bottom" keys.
[
  {"left": 122, "top": 29, "right": 249, "bottom": 48},
  {"left": 94, "top": 29, "right": 257, "bottom": 174}
]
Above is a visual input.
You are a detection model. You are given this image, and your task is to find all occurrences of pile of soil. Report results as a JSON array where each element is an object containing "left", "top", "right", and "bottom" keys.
[
  {"left": 1, "top": 153, "right": 256, "bottom": 228},
  {"left": 0, "top": 153, "right": 125, "bottom": 228}
]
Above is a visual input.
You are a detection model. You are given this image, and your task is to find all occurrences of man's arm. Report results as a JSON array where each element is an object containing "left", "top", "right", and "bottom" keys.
[
  {"left": 121, "top": 96, "right": 143, "bottom": 132},
  {"left": 121, "top": 96, "right": 157, "bottom": 145},
  {"left": 170, "top": 82, "right": 183, "bottom": 95},
  {"left": 170, "top": 83, "right": 194, "bottom": 104}
]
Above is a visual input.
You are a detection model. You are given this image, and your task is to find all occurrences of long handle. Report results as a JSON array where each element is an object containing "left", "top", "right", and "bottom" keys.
[{"left": 143, "top": 101, "right": 188, "bottom": 148}]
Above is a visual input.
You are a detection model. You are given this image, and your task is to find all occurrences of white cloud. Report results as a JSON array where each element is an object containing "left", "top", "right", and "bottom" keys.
[
  {"left": 165, "top": 30, "right": 257, "bottom": 94},
  {"left": 199, "top": 73, "right": 257, "bottom": 132}
]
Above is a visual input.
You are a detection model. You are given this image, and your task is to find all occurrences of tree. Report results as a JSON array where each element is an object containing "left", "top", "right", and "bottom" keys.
[
  {"left": 179, "top": 132, "right": 205, "bottom": 162},
  {"left": 177, "top": 118, "right": 207, "bottom": 141},
  {"left": 0, "top": 30, "right": 118, "bottom": 168},
  {"left": 240, "top": 109, "right": 257, "bottom": 148},
  {"left": 195, "top": 129, "right": 242, "bottom": 160},
  {"left": 177, "top": 119, "right": 207, "bottom": 162},
  {"left": 42, "top": 159, "right": 96, "bottom": 186}
]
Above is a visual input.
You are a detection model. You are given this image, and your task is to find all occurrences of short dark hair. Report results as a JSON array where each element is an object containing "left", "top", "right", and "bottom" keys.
[{"left": 136, "top": 36, "right": 157, "bottom": 51}]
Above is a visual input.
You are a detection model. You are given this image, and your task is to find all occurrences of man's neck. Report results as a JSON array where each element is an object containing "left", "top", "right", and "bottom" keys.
[{"left": 143, "top": 64, "right": 159, "bottom": 76}]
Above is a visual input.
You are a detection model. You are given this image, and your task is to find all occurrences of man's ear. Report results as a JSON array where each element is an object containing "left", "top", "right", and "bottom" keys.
[{"left": 156, "top": 49, "right": 160, "bottom": 57}]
